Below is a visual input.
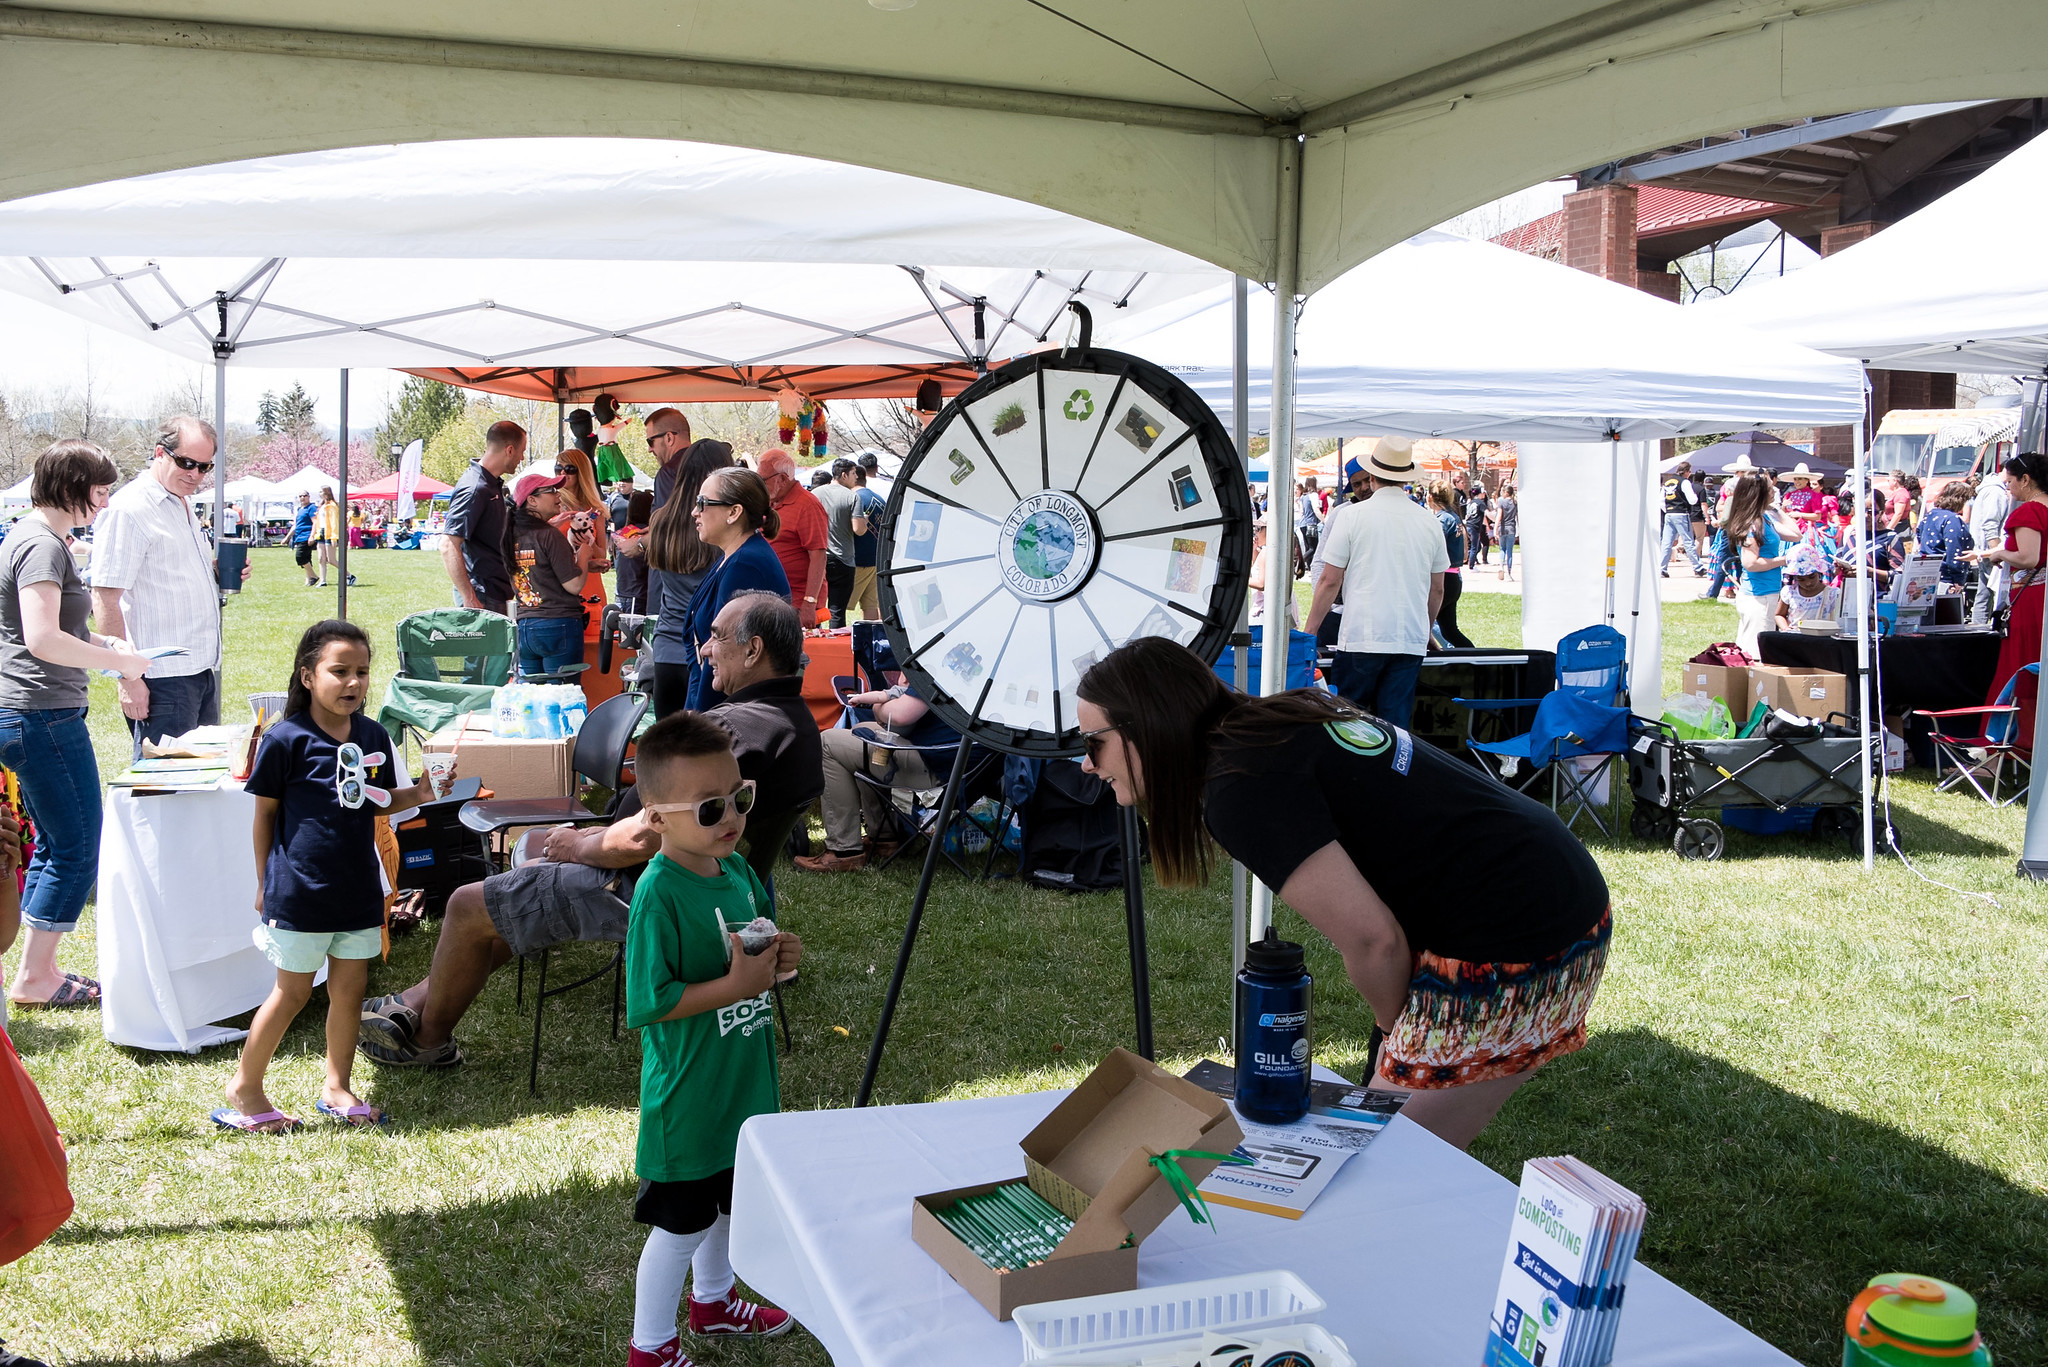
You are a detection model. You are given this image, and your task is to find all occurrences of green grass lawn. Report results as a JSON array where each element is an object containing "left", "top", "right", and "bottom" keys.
[{"left": 3, "top": 549, "right": 2044, "bottom": 1367}]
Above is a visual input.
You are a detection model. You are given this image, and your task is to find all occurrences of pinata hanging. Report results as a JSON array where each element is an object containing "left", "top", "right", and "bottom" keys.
[
  {"left": 811, "top": 402, "right": 828, "bottom": 461},
  {"left": 777, "top": 390, "right": 802, "bottom": 447}
]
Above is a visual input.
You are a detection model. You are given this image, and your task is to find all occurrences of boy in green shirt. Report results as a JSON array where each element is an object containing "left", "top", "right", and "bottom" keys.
[{"left": 624, "top": 711, "right": 803, "bottom": 1366}]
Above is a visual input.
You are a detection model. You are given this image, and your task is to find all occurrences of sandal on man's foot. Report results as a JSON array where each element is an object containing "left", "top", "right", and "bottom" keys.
[
  {"left": 361, "top": 993, "right": 419, "bottom": 1048},
  {"left": 315, "top": 1099, "right": 390, "bottom": 1127},
  {"left": 209, "top": 1107, "right": 302, "bottom": 1135},
  {"left": 359, "top": 1034, "right": 463, "bottom": 1069}
]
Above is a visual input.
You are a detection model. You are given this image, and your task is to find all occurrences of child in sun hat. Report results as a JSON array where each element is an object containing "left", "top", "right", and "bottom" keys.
[
  {"left": 624, "top": 711, "right": 803, "bottom": 1366},
  {"left": 216, "top": 619, "right": 437, "bottom": 1135},
  {"left": 1774, "top": 539, "right": 1842, "bottom": 630}
]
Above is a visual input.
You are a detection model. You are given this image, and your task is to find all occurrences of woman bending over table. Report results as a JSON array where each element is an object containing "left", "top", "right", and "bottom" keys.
[
  {"left": 0, "top": 441, "right": 149, "bottom": 1009},
  {"left": 1076, "top": 637, "right": 1610, "bottom": 1150}
]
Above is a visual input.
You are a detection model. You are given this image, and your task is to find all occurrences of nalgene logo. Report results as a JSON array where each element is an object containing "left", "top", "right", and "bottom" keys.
[{"left": 1258, "top": 1011, "right": 1307, "bottom": 1028}]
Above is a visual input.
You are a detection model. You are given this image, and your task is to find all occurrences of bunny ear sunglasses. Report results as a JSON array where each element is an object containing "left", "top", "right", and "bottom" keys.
[
  {"left": 335, "top": 742, "right": 393, "bottom": 811},
  {"left": 644, "top": 780, "right": 757, "bottom": 827}
]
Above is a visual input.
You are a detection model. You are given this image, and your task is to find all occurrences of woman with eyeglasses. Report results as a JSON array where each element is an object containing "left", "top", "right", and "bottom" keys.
[
  {"left": 0, "top": 441, "right": 150, "bottom": 1010},
  {"left": 681, "top": 468, "right": 790, "bottom": 712},
  {"left": 644, "top": 440, "right": 737, "bottom": 719},
  {"left": 1074, "top": 637, "right": 1610, "bottom": 1151}
]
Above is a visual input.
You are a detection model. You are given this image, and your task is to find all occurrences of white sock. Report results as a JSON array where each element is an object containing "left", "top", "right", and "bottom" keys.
[
  {"left": 633, "top": 1225, "right": 706, "bottom": 1350},
  {"left": 689, "top": 1212, "right": 735, "bottom": 1303}
]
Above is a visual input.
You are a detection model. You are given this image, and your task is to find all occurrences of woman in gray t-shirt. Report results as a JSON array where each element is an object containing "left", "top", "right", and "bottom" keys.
[{"left": 0, "top": 440, "right": 149, "bottom": 1009}]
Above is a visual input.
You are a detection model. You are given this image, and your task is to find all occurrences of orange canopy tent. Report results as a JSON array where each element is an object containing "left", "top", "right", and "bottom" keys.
[{"left": 405, "top": 363, "right": 982, "bottom": 405}]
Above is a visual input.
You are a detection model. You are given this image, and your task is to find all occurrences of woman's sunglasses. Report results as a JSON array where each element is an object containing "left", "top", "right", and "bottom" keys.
[
  {"left": 169, "top": 455, "right": 215, "bottom": 473},
  {"left": 695, "top": 496, "right": 737, "bottom": 511},
  {"left": 1079, "top": 724, "right": 1120, "bottom": 762},
  {"left": 646, "top": 780, "right": 757, "bottom": 827}
]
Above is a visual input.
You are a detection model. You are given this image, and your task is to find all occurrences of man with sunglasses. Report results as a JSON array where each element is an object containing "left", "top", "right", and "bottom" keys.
[
  {"left": 645, "top": 408, "right": 694, "bottom": 512},
  {"left": 92, "top": 415, "right": 241, "bottom": 750},
  {"left": 360, "top": 593, "right": 821, "bottom": 1068}
]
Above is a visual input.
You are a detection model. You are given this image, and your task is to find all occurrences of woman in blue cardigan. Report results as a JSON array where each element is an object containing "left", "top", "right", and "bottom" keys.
[{"left": 682, "top": 466, "right": 792, "bottom": 711}]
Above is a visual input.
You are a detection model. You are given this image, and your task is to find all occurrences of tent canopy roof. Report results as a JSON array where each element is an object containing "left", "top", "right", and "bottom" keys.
[
  {"left": 1096, "top": 231, "right": 1866, "bottom": 440},
  {"left": 1705, "top": 129, "right": 2048, "bottom": 374},
  {"left": 347, "top": 471, "right": 455, "bottom": 500},
  {"left": 1, "top": 2, "right": 2043, "bottom": 294},
  {"left": 0, "top": 139, "right": 1208, "bottom": 381}
]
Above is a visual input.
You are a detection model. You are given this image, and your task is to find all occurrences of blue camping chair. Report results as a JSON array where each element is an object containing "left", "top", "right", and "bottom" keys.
[{"left": 1457, "top": 625, "right": 1631, "bottom": 836}]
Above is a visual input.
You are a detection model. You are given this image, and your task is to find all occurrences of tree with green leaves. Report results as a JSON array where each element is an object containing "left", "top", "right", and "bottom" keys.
[
  {"left": 256, "top": 390, "right": 280, "bottom": 436},
  {"left": 275, "top": 382, "right": 316, "bottom": 438},
  {"left": 375, "top": 376, "right": 468, "bottom": 462}
]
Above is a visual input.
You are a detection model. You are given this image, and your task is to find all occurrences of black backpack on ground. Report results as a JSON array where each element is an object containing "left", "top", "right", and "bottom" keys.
[{"left": 1017, "top": 759, "right": 1126, "bottom": 892}]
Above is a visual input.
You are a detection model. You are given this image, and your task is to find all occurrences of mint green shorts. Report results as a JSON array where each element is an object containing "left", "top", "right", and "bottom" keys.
[{"left": 253, "top": 923, "right": 382, "bottom": 974}]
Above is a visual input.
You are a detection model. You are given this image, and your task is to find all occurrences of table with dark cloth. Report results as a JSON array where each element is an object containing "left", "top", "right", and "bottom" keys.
[{"left": 1758, "top": 630, "right": 2001, "bottom": 717}]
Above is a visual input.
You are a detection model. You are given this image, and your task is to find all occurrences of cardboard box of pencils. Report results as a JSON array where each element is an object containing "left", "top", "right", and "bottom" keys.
[{"left": 910, "top": 1048, "right": 1243, "bottom": 1320}]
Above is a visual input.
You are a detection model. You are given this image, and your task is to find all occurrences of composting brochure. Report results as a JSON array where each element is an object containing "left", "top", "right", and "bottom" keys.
[
  {"left": 1180, "top": 1060, "right": 1406, "bottom": 1219},
  {"left": 1483, "top": 1156, "right": 1647, "bottom": 1367}
]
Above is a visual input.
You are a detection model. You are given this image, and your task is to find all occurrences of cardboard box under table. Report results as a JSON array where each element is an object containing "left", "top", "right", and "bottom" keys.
[
  {"left": 910, "top": 1048, "right": 1243, "bottom": 1320},
  {"left": 1748, "top": 665, "right": 1847, "bottom": 722},
  {"left": 421, "top": 716, "right": 572, "bottom": 801}
]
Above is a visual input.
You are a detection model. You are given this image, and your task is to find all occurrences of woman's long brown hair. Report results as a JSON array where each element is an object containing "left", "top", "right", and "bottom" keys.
[
  {"left": 1075, "top": 637, "right": 1360, "bottom": 888},
  {"left": 554, "top": 447, "right": 604, "bottom": 514},
  {"left": 645, "top": 439, "right": 734, "bottom": 575}
]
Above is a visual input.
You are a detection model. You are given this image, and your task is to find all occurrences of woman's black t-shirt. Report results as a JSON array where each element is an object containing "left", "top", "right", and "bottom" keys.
[{"left": 1204, "top": 717, "right": 1607, "bottom": 963}]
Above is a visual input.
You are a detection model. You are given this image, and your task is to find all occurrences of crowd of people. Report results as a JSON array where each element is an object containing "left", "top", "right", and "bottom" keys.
[{"left": 6, "top": 397, "right": 2047, "bottom": 1366}]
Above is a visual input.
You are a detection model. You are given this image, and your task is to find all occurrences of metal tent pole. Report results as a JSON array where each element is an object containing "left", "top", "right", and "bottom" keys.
[
  {"left": 1625, "top": 441, "right": 1651, "bottom": 695},
  {"left": 337, "top": 369, "right": 349, "bottom": 619},
  {"left": 1603, "top": 435, "right": 1620, "bottom": 626},
  {"left": 211, "top": 358, "right": 227, "bottom": 543},
  {"left": 1250, "top": 137, "right": 1301, "bottom": 945},
  {"left": 1230, "top": 274, "right": 1251, "bottom": 989},
  {"left": 1854, "top": 420, "right": 1874, "bottom": 869}
]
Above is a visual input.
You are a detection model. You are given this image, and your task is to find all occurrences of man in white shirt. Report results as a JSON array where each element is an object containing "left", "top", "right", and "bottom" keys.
[
  {"left": 92, "top": 415, "right": 242, "bottom": 750},
  {"left": 1303, "top": 436, "right": 1447, "bottom": 729}
]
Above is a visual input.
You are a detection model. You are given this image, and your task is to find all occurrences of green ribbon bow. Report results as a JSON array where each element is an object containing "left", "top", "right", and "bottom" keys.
[{"left": 1149, "top": 1148, "right": 1254, "bottom": 1232}]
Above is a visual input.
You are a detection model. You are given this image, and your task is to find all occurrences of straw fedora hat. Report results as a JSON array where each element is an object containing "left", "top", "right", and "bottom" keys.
[
  {"left": 1777, "top": 461, "right": 1819, "bottom": 482},
  {"left": 1365, "top": 435, "right": 1419, "bottom": 483}
]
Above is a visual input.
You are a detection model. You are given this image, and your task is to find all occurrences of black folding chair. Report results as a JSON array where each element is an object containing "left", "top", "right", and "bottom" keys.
[
  {"left": 849, "top": 731, "right": 1004, "bottom": 875},
  {"left": 503, "top": 827, "right": 628, "bottom": 1095}
]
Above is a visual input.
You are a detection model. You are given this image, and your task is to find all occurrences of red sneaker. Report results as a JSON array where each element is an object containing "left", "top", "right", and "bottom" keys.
[
  {"left": 687, "top": 1288, "right": 793, "bottom": 1337},
  {"left": 625, "top": 1338, "right": 692, "bottom": 1367}
]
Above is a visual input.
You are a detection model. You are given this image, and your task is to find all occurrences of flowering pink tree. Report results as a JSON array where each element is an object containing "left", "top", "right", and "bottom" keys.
[{"left": 236, "top": 433, "right": 382, "bottom": 484}]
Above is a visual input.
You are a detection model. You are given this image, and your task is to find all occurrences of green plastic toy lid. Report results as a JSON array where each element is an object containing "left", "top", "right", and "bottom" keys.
[{"left": 1864, "top": 1275, "right": 1978, "bottom": 1344}]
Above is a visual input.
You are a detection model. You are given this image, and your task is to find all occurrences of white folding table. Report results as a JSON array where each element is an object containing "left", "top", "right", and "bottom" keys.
[
  {"left": 731, "top": 1089, "right": 1798, "bottom": 1367},
  {"left": 97, "top": 784, "right": 307, "bottom": 1052}
]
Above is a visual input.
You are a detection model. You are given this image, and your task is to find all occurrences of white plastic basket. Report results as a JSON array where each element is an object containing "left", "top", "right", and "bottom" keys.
[
  {"left": 1013, "top": 1270, "right": 1326, "bottom": 1363},
  {"left": 1019, "top": 1322, "right": 1354, "bottom": 1367}
]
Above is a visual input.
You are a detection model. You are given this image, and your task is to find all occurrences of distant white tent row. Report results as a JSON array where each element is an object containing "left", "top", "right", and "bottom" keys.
[{"left": 2, "top": 475, "right": 30, "bottom": 505}]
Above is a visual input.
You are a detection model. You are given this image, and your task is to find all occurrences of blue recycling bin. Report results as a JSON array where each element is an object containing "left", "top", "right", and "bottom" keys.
[{"left": 1213, "top": 625, "right": 1320, "bottom": 696}]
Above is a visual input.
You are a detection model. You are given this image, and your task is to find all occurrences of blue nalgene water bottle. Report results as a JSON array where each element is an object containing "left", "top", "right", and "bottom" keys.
[{"left": 1234, "top": 928, "right": 1313, "bottom": 1124}]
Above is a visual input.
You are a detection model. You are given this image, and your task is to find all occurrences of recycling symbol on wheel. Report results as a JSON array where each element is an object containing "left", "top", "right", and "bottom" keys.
[{"left": 1062, "top": 389, "right": 1094, "bottom": 421}]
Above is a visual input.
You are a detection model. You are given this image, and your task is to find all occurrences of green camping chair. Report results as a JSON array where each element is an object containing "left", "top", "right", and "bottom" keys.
[{"left": 376, "top": 607, "right": 517, "bottom": 751}]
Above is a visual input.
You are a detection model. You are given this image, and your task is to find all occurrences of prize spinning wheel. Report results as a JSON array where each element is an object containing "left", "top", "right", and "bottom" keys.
[{"left": 877, "top": 323, "right": 1253, "bottom": 758}]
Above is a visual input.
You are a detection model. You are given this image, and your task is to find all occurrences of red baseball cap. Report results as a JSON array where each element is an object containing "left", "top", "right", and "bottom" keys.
[{"left": 512, "top": 470, "right": 569, "bottom": 506}]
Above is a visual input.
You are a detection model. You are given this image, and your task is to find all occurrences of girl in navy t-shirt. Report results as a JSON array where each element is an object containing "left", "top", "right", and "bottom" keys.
[{"left": 213, "top": 619, "right": 436, "bottom": 1134}]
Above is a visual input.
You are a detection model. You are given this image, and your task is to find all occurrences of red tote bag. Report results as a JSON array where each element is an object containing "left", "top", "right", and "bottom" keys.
[{"left": 0, "top": 1026, "right": 72, "bottom": 1265}]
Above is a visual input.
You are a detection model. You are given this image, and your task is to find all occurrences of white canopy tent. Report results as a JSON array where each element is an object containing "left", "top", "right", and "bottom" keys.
[
  {"left": 1, "top": 475, "right": 29, "bottom": 505},
  {"left": 1707, "top": 129, "right": 2048, "bottom": 878},
  {"left": 1705, "top": 130, "right": 2048, "bottom": 374},
  {"left": 262, "top": 465, "right": 341, "bottom": 501},
  {"left": 0, "top": 139, "right": 1212, "bottom": 384},
  {"left": 1100, "top": 230, "right": 1868, "bottom": 441}
]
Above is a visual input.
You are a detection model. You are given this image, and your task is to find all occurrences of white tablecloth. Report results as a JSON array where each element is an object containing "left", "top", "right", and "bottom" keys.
[
  {"left": 731, "top": 1090, "right": 1798, "bottom": 1367},
  {"left": 98, "top": 784, "right": 316, "bottom": 1052}
]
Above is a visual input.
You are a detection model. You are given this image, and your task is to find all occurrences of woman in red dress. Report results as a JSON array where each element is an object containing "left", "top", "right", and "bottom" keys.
[{"left": 1963, "top": 453, "right": 2048, "bottom": 735}]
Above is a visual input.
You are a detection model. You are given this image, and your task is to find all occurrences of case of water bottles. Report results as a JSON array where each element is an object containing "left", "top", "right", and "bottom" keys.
[{"left": 491, "top": 683, "right": 589, "bottom": 740}]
